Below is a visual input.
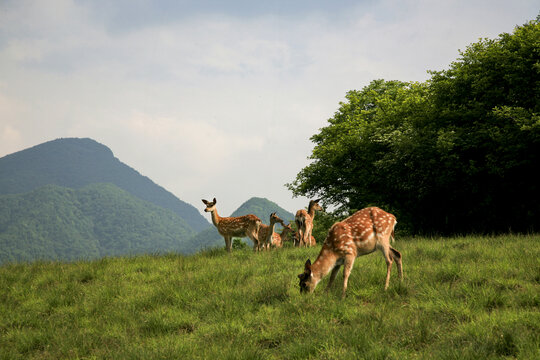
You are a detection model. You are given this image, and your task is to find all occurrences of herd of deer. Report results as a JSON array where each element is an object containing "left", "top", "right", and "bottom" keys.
[{"left": 202, "top": 197, "right": 403, "bottom": 297}]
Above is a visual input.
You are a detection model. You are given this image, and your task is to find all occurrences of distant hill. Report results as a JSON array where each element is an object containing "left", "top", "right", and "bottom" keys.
[
  {"left": 0, "top": 183, "right": 197, "bottom": 264},
  {"left": 186, "top": 197, "right": 295, "bottom": 252},
  {"left": 230, "top": 197, "right": 295, "bottom": 224},
  {"left": 0, "top": 138, "right": 209, "bottom": 232}
]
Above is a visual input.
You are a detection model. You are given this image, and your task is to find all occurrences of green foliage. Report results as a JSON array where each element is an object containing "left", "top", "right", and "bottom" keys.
[
  {"left": 0, "top": 184, "right": 197, "bottom": 264},
  {"left": 0, "top": 235, "right": 538, "bottom": 359},
  {"left": 288, "top": 19, "right": 540, "bottom": 235},
  {"left": 232, "top": 238, "right": 249, "bottom": 250},
  {"left": 0, "top": 138, "right": 209, "bottom": 232}
]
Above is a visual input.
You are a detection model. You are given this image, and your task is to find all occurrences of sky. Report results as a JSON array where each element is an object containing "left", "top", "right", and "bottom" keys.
[{"left": 0, "top": 0, "right": 538, "bottom": 218}]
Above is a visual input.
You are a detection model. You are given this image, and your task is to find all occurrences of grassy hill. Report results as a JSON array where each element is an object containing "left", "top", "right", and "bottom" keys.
[
  {"left": 0, "top": 184, "right": 197, "bottom": 264},
  {"left": 187, "top": 197, "right": 295, "bottom": 252},
  {"left": 1, "top": 235, "right": 538, "bottom": 359},
  {"left": 0, "top": 138, "right": 209, "bottom": 232}
]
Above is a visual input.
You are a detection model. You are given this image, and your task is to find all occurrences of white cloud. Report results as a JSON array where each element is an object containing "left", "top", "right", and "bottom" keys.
[{"left": 124, "top": 112, "right": 264, "bottom": 173}]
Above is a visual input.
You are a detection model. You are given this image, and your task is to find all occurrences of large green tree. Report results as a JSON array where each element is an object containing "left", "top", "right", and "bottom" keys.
[{"left": 288, "top": 19, "right": 539, "bottom": 235}]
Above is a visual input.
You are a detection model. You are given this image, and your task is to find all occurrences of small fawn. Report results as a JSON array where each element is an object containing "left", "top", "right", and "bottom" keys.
[
  {"left": 298, "top": 207, "right": 403, "bottom": 298},
  {"left": 202, "top": 198, "right": 261, "bottom": 252},
  {"left": 295, "top": 199, "right": 323, "bottom": 247}
]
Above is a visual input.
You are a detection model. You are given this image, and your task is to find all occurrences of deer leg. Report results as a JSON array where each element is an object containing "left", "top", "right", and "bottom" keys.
[
  {"left": 341, "top": 256, "right": 356, "bottom": 298},
  {"left": 325, "top": 264, "right": 341, "bottom": 292},
  {"left": 253, "top": 238, "right": 259, "bottom": 252},
  {"left": 247, "top": 233, "right": 257, "bottom": 252},
  {"left": 305, "top": 223, "right": 313, "bottom": 247},
  {"left": 381, "top": 246, "right": 394, "bottom": 290},
  {"left": 224, "top": 236, "right": 232, "bottom": 253},
  {"left": 390, "top": 247, "right": 403, "bottom": 281}
]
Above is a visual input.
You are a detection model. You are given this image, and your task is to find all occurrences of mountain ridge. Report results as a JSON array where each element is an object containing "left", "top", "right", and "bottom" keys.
[{"left": 0, "top": 138, "right": 209, "bottom": 232}]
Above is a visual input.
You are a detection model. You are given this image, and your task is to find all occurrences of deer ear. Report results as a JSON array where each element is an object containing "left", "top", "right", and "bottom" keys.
[
  {"left": 202, "top": 199, "right": 208, "bottom": 205},
  {"left": 314, "top": 198, "right": 321, "bottom": 203},
  {"left": 304, "top": 259, "right": 312, "bottom": 272},
  {"left": 213, "top": 198, "right": 217, "bottom": 203}
]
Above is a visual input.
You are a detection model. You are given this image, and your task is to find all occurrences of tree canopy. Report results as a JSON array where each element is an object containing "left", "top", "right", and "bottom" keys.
[{"left": 288, "top": 19, "right": 540, "bottom": 235}]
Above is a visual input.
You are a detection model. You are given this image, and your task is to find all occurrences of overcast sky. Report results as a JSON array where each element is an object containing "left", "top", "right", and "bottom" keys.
[{"left": 0, "top": 0, "right": 537, "bottom": 217}]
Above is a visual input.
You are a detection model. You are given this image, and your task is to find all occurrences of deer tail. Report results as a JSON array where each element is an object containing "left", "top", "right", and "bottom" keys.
[{"left": 390, "top": 247, "right": 401, "bottom": 260}]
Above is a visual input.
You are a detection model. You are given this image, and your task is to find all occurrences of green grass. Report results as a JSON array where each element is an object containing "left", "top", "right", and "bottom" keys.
[{"left": 1, "top": 235, "right": 539, "bottom": 359}]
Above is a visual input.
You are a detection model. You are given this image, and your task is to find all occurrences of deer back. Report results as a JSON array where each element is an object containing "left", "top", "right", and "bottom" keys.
[
  {"left": 324, "top": 207, "right": 396, "bottom": 256},
  {"left": 217, "top": 214, "right": 261, "bottom": 237},
  {"left": 295, "top": 209, "right": 308, "bottom": 227}
]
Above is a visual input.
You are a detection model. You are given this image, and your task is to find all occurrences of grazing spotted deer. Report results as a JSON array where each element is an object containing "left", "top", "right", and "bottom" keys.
[
  {"left": 258, "top": 212, "right": 283, "bottom": 251},
  {"left": 295, "top": 199, "right": 323, "bottom": 247},
  {"left": 202, "top": 198, "right": 261, "bottom": 252},
  {"left": 297, "top": 207, "right": 403, "bottom": 298}
]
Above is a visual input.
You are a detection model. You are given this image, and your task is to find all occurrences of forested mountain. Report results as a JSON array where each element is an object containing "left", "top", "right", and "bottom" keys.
[
  {"left": 0, "top": 138, "right": 209, "bottom": 232},
  {"left": 0, "top": 183, "right": 197, "bottom": 264},
  {"left": 185, "top": 197, "right": 295, "bottom": 252}
]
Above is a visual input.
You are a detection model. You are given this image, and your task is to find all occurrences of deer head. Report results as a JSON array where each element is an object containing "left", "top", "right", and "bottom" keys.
[
  {"left": 202, "top": 198, "right": 217, "bottom": 212},
  {"left": 309, "top": 199, "right": 323, "bottom": 213},
  {"left": 269, "top": 212, "right": 282, "bottom": 224},
  {"left": 298, "top": 259, "right": 315, "bottom": 293}
]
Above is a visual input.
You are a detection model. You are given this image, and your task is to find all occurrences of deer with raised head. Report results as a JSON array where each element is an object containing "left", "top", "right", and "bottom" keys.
[
  {"left": 270, "top": 220, "right": 295, "bottom": 248},
  {"left": 295, "top": 199, "right": 323, "bottom": 247},
  {"left": 258, "top": 212, "right": 283, "bottom": 251},
  {"left": 202, "top": 198, "right": 262, "bottom": 252},
  {"left": 297, "top": 207, "right": 403, "bottom": 298}
]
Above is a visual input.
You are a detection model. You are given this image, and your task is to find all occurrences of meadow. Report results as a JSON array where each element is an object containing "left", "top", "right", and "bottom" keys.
[{"left": 0, "top": 234, "right": 539, "bottom": 359}]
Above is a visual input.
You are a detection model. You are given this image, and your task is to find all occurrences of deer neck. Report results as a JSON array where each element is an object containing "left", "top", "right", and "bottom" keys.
[
  {"left": 308, "top": 205, "right": 317, "bottom": 220},
  {"left": 269, "top": 220, "right": 278, "bottom": 233},
  {"left": 210, "top": 208, "right": 221, "bottom": 227},
  {"left": 310, "top": 246, "right": 339, "bottom": 285}
]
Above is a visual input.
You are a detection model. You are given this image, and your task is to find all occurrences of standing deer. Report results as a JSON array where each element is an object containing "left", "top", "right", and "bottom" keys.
[
  {"left": 202, "top": 198, "right": 261, "bottom": 252},
  {"left": 297, "top": 207, "right": 403, "bottom": 298},
  {"left": 258, "top": 212, "right": 283, "bottom": 251},
  {"left": 295, "top": 199, "right": 323, "bottom": 247}
]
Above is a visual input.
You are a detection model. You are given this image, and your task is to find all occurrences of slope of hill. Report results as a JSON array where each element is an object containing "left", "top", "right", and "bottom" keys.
[
  {"left": 230, "top": 197, "right": 295, "bottom": 224},
  {"left": 0, "top": 138, "right": 209, "bottom": 232},
  {"left": 0, "top": 235, "right": 538, "bottom": 359},
  {"left": 186, "top": 197, "right": 295, "bottom": 252},
  {"left": 0, "top": 184, "right": 197, "bottom": 264}
]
